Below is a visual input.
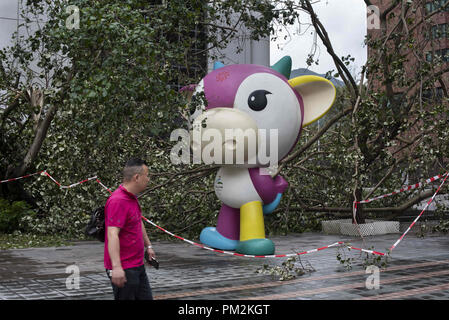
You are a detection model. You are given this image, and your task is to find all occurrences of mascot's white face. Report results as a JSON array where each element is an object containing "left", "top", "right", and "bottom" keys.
[
  {"left": 186, "top": 58, "right": 336, "bottom": 168},
  {"left": 233, "top": 72, "right": 303, "bottom": 165}
]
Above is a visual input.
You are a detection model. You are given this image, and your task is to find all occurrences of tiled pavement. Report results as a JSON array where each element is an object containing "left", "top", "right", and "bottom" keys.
[{"left": 1, "top": 230, "right": 449, "bottom": 300}]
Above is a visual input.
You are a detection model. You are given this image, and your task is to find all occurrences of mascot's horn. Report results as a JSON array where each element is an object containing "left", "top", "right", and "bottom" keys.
[{"left": 271, "top": 56, "right": 292, "bottom": 79}]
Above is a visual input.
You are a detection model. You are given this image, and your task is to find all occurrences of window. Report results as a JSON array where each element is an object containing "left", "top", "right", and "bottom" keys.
[
  {"left": 422, "top": 87, "right": 444, "bottom": 101},
  {"left": 426, "top": 0, "right": 449, "bottom": 13},
  {"left": 431, "top": 23, "right": 448, "bottom": 39},
  {"left": 425, "top": 48, "right": 449, "bottom": 62}
]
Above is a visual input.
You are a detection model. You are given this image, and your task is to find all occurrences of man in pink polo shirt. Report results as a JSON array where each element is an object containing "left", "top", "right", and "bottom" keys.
[{"left": 104, "top": 158, "right": 156, "bottom": 300}]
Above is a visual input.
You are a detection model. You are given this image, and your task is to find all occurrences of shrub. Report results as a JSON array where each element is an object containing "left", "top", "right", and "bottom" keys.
[
  {"left": 0, "top": 198, "right": 36, "bottom": 233},
  {"left": 21, "top": 206, "right": 91, "bottom": 238}
]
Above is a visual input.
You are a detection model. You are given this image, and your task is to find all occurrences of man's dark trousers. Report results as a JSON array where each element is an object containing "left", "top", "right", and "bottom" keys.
[{"left": 107, "top": 265, "right": 153, "bottom": 300}]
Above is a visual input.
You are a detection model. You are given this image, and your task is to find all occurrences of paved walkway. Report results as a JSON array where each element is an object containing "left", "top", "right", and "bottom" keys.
[{"left": 1, "top": 230, "right": 449, "bottom": 300}]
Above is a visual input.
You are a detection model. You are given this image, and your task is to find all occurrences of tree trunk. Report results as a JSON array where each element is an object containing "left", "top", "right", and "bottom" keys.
[
  {"left": 3, "top": 91, "right": 57, "bottom": 208},
  {"left": 353, "top": 188, "right": 365, "bottom": 224}
]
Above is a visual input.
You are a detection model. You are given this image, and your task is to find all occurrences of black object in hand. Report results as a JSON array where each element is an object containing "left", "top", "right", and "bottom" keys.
[{"left": 145, "top": 251, "right": 159, "bottom": 269}]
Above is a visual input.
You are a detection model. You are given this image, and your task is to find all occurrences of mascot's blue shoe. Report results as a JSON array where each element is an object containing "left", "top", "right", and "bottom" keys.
[
  {"left": 236, "top": 238, "right": 275, "bottom": 256},
  {"left": 200, "top": 227, "right": 238, "bottom": 251}
]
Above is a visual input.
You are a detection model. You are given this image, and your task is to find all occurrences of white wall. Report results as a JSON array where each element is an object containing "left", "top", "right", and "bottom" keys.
[{"left": 0, "top": 0, "right": 19, "bottom": 50}]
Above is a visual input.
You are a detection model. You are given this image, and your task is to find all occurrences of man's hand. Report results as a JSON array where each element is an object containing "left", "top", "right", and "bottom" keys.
[
  {"left": 147, "top": 247, "right": 156, "bottom": 261},
  {"left": 111, "top": 267, "right": 127, "bottom": 288}
]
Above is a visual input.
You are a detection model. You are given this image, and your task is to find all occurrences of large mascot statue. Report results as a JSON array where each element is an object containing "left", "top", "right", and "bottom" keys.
[{"left": 184, "top": 56, "right": 336, "bottom": 255}]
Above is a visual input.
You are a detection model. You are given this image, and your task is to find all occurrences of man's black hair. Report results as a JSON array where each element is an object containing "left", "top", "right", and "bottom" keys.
[
  {"left": 123, "top": 158, "right": 149, "bottom": 182},
  {"left": 124, "top": 158, "right": 148, "bottom": 168}
]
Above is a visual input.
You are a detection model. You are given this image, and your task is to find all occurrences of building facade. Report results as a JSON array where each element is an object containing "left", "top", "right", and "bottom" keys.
[{"left": 368, "top": 0, "right": 449, "bottom": 99}]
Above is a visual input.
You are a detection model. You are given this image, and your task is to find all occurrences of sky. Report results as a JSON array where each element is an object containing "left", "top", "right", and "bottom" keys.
[
  {"left": 0, "top": 0, "right": 368, "bottom": 78},
  {"left": 270, "top": 0, "right": 368, "bottom": 79}
]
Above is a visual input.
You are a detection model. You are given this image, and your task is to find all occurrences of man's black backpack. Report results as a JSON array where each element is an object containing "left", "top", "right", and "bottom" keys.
[{"left": 85, "top": 206, "right": 105, "bottom": 242}]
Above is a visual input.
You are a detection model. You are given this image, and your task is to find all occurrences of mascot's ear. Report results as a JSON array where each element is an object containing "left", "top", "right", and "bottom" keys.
[{"left": 288, "top": 75, "right": 336, "bottom": 127}]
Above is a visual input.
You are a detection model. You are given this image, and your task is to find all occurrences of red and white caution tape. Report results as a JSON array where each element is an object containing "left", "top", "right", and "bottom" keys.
[
  {"left": 41, "top": 171, "right": 110, "bottom": 192},
  {"left": 1, "top": 170, "right": 112, "bottom": 193},
  {"left": 345, "top": 246, "right": 386, "bottom": 256},
  {"left": 95, "top": 178, "right": 113, "bottom": 195},
  {"left": 0, "top": 170, "right": 45, "bottom": 184},
  {"left": 356, "top": 172, "right": 448, "bottom": 205},
  {"left": 352, "top": 172, "right": 449, "bottom": 256},
  {"left": 352, "top": 172, "right": 448, "bottom": 231},
  {"left": 122, "top": 171, "right": 447, "bottom": 257},
  {"left": 3, "top": 169, "right": 448, "bottom": 258},
  {"left": 390, "top": 172, "right": 449, "bottom": 252},
  {"left": 43, "top": 171, "right": 99, "bottom": 189},
  {"left": 141, "top": 215, "right": 344, "bottom": 258}
]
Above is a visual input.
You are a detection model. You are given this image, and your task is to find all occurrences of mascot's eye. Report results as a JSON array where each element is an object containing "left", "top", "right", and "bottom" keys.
[{"left": 247, "top": 90, "right": 272, "bottom": 111}]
